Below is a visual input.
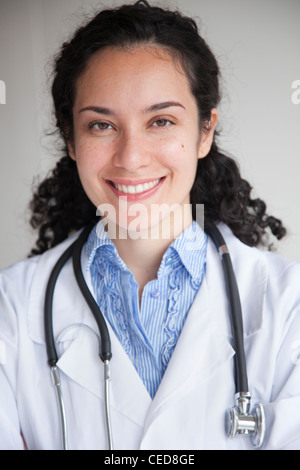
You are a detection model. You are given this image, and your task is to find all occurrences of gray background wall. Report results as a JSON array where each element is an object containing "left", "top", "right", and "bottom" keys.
[{"left": 0, "top": 0, "right": 299, "bottom": 268}]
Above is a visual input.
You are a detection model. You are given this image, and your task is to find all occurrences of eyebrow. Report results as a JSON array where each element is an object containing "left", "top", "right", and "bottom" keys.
[
  {"left": 145, "top": 101, "right": 185, "bottom": 113},
  {"left": 79, "top": 101, "right": 185, "bottom": 115}
]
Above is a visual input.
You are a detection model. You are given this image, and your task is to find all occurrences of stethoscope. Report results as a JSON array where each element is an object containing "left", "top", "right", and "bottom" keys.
[{"left": 44, "top": 222, "right": 266, "bottom": 450}]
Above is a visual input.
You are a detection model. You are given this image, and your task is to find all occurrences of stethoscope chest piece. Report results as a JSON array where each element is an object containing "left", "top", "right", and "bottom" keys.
[{"left": 225, "top": 393, "right": 266, "bottom": 448}]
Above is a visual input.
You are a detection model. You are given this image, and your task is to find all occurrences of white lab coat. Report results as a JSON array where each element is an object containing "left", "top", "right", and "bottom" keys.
[{"left": 0, "top": 224, "right": 300, "bottom": 450}]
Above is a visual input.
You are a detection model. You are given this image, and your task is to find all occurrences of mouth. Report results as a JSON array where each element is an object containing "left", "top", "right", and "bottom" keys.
[
  {"left": 105, "top": 177, "right": 165, "bottom": 200},
  {"left": 109, "top": 178, "right": 162, "bottom": 194}
]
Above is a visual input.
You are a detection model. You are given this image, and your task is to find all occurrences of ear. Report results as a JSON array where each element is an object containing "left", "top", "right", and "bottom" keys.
[{"left": 197, "top": 108, "right": 218, "bottom": 159}]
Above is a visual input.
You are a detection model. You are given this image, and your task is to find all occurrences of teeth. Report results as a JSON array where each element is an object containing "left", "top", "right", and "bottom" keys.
[{"left": 113, "top": 178, "right": 161, "bottom": 194}]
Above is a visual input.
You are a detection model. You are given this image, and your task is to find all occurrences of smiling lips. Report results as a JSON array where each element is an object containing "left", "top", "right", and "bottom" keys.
[{"left": 106, "top": 177, "right": 165, "bottom": 200}]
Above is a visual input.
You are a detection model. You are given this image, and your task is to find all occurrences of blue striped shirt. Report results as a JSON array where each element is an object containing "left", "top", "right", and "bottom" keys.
[{"left": 86, "top": 220, "right": 207, "bottom": 398}]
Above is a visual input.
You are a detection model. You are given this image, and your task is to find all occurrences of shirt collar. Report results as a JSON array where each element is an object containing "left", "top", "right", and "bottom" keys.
[
  {"left": 85, "top": 219, "right": 127, "bottom": 271},
  {"left": 158, "top": 221, "right": 207, "bottom": 281},
  {"left": 86, "top": 220, "right": 207, "bottom": 281}
]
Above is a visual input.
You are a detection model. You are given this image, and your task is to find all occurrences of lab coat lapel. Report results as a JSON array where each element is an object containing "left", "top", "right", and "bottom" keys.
[
  {"left": 143, "top": 224, "right": 266, "bottom": 428},
  {"left": 28, "top": 233, "right": 152, "bottom": 429},
  {"left": 54, "top": 274, "right": 152, "bottom": 429},
  {"left": 56, "top": 318, "right": 152, "bottom": 428},
  {"left": 147, "top": 243, "right": 236, "bottom": 419}
]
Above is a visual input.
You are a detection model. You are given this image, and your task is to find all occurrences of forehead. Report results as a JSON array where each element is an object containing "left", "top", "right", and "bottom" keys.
[{"left": 73, "top": 45, "right": 196, "bottom": 110}]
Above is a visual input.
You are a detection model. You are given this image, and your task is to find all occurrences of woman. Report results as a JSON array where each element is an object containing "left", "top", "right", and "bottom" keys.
[{"left": 0, "top": 1, "right": 299, "bottom": 450}]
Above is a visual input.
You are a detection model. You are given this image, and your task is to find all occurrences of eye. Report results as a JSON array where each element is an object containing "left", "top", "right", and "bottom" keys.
[
  {"left": 151, "top": 118, "right": 174, "bottom": 128},
  {"left": 88, "top": 121, "right": 114, "bottom": 131}
]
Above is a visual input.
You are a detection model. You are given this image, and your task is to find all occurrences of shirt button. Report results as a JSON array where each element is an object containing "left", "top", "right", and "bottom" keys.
[
  {"left": 165, "top": 257, "right": 173, "bottom": 266},
  {"left": 150, "top": 289, "right": 160, "bottom": 298}
]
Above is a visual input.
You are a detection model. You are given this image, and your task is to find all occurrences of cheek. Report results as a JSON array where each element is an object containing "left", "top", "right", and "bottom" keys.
[
  {"left": 160, "top": 139, "right": 198, "bottom": 174},
  {"left": 73, "top": 141, "right": 109, "bottom": 207},
  {"left": 75, "top": 140, "right": 107, "bottom": 176},
  {"left": 158, "top": 137, "right": 186, "bottom": 164}
]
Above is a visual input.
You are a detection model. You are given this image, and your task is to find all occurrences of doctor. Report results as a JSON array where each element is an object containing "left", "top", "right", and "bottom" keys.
[{"left": 1, "top": 1, "right": 300, "bottom": 450}]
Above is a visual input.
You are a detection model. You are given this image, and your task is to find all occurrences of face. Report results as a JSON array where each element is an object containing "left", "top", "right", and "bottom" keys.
[{"left": 69, "top": 46, "right": 217, "bottom": 238}]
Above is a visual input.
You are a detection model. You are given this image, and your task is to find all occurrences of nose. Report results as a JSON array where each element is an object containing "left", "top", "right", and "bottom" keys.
[{"left": 112, "top": 131, "right": 151, "bottom": 172}]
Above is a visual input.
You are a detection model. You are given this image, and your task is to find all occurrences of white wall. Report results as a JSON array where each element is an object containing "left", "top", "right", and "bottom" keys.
[{"left": 0, "top": 0, "right": 299, "bottom": 268}]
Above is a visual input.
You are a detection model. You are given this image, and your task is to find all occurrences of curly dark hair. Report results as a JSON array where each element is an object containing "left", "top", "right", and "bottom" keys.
[{"left": 29, "top": 0, "right": 286, "bottom": 256}]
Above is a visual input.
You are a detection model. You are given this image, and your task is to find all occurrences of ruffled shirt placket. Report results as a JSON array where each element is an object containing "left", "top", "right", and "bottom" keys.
[{"left": 86, "top": 220, "right": 207, "bottom": 398}]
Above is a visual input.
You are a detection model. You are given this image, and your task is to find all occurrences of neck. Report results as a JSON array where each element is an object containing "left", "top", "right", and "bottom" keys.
[
  {"left": 108, "top": 209, "right": 193, "bottom": 300},
  {"left": 114, "top": 235, "right": 174, "bottom": 306}
]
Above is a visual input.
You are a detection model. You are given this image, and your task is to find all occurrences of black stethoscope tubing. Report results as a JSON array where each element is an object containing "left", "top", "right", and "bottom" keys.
[
  {"left": 45, "top": 222, "right": 248, "bottom": 394},
  {"left": 205, "top": 224, "right": 248, "bottom": 394},
  {"left": 44, "top": 223, "right": 112, "bottom": 367},
  {"left": 72, "top": 224, "right": 112, "bottom": 363},
  {"left": 45, "top": 222, "right": 248, "bottom": 391},
  {"left": 44, "top": 222, "right": 266, "bottom": 449}
]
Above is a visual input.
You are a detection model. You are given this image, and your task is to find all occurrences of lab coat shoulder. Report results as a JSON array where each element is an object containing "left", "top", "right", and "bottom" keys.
[
  {"left": 263, "top": 249, "right": 300, "bottom": 313},
  {"left": 219, "top": 223, "right": 300, "bottom": 351},
  {"left": 0, "top": 256, "right": 43, "bottom": 450},
  {"left": 217, "top": 224, "right": 300, "bottom": 449},
  {"left": 0, "top": 255, "right": 39, "bottom": 319},
  {"left": 0, "top": 233, "right": 85, "bottom": 450},
  {"left": 0, "top": 232, "right": 79, "bottom": 342},
  {"left": 203, "top": 223, "right": 300, "bottom": 366},
  {"left": 220, "top": 223, "right": 300, "bottom": 318}
]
